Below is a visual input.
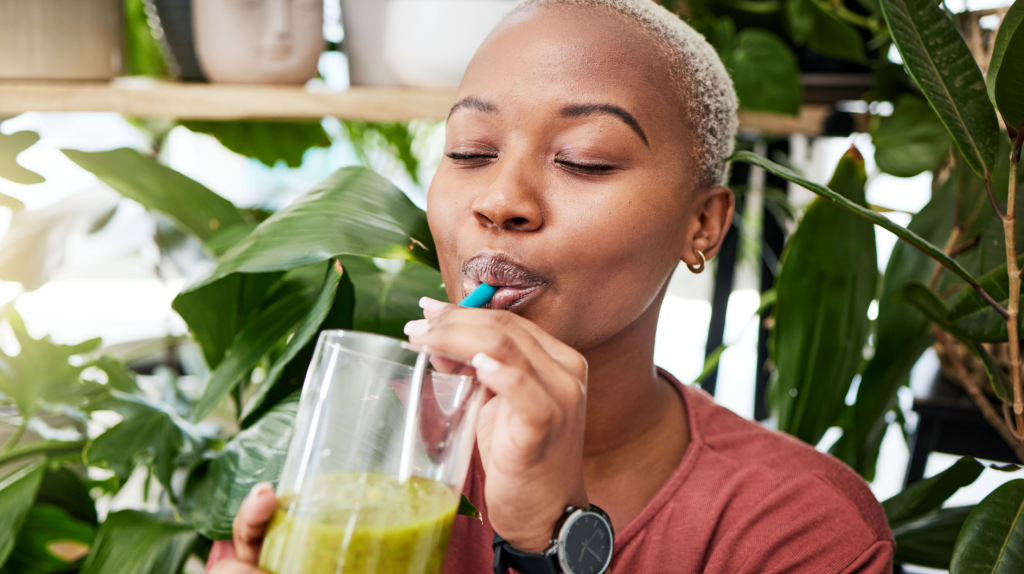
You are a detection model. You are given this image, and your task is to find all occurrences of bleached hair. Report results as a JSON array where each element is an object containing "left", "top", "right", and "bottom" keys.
[{"left": 507, "top": 0, "right": 738, "bottom": 188}]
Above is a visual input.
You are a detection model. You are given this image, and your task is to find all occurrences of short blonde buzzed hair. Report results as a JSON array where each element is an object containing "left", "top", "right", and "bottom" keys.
[{"left": 508, "top": 0, "right": 738, "bottom": 188}]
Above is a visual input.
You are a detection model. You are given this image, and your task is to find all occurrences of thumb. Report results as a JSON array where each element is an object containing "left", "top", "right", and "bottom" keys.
[{"left": 233, "top": 482, "right": 278, "bottom": 564}]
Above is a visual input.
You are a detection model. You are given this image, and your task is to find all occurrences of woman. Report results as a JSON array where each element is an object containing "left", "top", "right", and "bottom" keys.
[{"left": 211, "top": 1, "right": 894, "bottom": 572}]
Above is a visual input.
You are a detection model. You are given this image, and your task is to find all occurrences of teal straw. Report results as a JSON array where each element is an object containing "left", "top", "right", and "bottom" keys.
[{"left": 459, "top": 283, "right": 497, "bottom": 308}]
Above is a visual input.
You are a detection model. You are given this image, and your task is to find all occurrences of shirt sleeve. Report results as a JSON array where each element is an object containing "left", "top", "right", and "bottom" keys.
[{"left": 836, "top": 540, "right": 894, "bottom": 574}]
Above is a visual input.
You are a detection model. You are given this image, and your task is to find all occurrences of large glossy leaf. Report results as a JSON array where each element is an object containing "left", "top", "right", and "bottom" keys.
[
  {"left": 730, "top": 151, "right": 981, "bottom": 287},
  {"left": 947, "top": 253, "right": 1024, "bottom": 342},
  {"left": 184, "top": 166, "right": 437, "bottom": 291},
  {"left": 0, "top": 309, "right": 102, "bottom": 419},
  {"left": 723, "top": 28, "right": 802, "bottom": 115},
  {"left": 181, "top": 121, "right": 332, "bottom": 169},
  {"left": 5, "top": 504, "right": 95, "bottom": 573},
  {"left": 172, "top": 272, "right": 283, "bottom": 369},
  {"left": 0, "top": 460, "right": 45, "bottom": 568},
  {"left": 884, "top": 457, "right": 983, "bottom": 524},
  {"left": 987, "top": 0, "right": 1024, "bottom": 129},
  {"left": 950, "top": 479, "right": 1024, "bottom": 573},
  {"left": 0, "top": 131, "right": 44, "bottom": 185},
  {"left": 785, "top": 0, "right": 865, "bottom": 62},
  {"left": 872, "top": 95, "right": 952, "bottom": 178},
  {"left": 342, "top": 256, "right": 448, "bottom": 340},
  {"left": 343, "top": 122, "right": 420, "bottom": 184},
  {"left": 84, "top": 390, "right": 208, "bottom": 494},
  {"left": 78, "top": 511, "right": 196, "bottom": 574},
  {"left": 191, "top": 289, "right": 314, "bottom": 422},
  {"left": 62, "top": 148, "right": 253, "bottom": 249},
  {"left": 36, "top": 466, "right": 97, "bottom": 526},
  {"left": 831, "top": 174, "right": 956, "bottom": 479},
  {"left": 240, "top": 264, "right": 354, "bottom": 425},
  {"left": 893, "top": 282, "right": 1008, "bottom": 399},
  {"left": 771, "top": 148, "right": 876, "bottom": 446},
  {"left": 894, "top": 506, "right": 974, "bottom": 569},
  {"left": 184, "top": 393, "right": 298, "bottom": 539},
  {"left": 880, "top": 0, "right": 1000, "bottom": 179}
]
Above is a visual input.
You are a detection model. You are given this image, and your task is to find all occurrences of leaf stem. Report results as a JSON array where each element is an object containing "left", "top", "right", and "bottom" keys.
[
  {"left": 1, "top": 419, "right": 27, "bottom": 453},
  {"left": 0, "top": 439, "right": 86, "bottom": 467},
  {"left": 986, "top": 179, "right": 1005, "bottom": 221},
  {"left": 1008, "top": 126, "right": 1024, "bottom": 438}
]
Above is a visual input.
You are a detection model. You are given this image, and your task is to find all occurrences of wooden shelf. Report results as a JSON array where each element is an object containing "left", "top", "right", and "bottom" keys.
[{"left": 0, "top": 80, "right": 843, "bottom": 134}]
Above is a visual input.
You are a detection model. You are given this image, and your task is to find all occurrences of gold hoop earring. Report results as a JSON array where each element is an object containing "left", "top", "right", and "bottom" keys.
[{"left": 688, "top": 249, "right": 706, "bottom": 274}]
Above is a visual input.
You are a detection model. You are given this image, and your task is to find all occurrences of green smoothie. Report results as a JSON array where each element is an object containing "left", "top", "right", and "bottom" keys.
[{"left": 258, "top": 473, "right": 458, "bottom": 574}]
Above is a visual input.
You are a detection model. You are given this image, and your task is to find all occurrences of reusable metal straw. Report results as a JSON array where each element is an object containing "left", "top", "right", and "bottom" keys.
[{"left": 398, "top": 284, "right": 497, "bottom": 483}]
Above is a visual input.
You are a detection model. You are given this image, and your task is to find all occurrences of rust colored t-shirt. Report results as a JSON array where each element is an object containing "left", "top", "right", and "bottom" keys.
[{"left": 443, "top": 370, "right": 894, "bottom": 574}]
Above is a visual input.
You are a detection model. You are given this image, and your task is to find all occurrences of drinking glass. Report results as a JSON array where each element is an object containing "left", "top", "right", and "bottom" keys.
[{"left": 258, "top": 330, "right": 485, "bottom": 574}]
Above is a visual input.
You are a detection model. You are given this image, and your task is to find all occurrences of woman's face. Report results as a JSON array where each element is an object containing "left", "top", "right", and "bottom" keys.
[{"left": 427, "top": 6, "right": 725, "bottom": 351}]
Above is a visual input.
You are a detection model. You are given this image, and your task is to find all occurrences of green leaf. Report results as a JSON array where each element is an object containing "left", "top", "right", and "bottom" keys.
[
  {"left": 785, "top": 0, "right": 866, "bottom": 62},
  {"left": 6, "top": 504, "right": 95, "bottom": 573},
  {"left": 341, "top": 256, "right": 448, "bottom": 340},
  {"left": 884, "top": 457, "right": 984, "bottom": 524},
  {"left": 84, "top": 390, "right": 208, "bottom": 494},
  {"left": 987, "top": 0, "right": 1024, "bottom": 129},
  {"left": 723, "top": 29, "right": 802, "bottom": 115},
  {"left": 771, "top": 148, "right": 877, "bottom": 446},
  {"left": 458, "top": 495, "right": 481, "bottom": 521},
  {"left": 184, "top": 393, "right": 298, "bottom": 540},
  {"left": 950, "top": 479, "right": 1024, "bottom": 574},
  {"left": 91, "top": 356, "right": 141, "bottom": 396},
  {"left": 831, "top": 173, "right": 956, "bottom": 479},
  {"left": 61, "top": 148, "right": 253, "bottom": 250},
  {"left": 947, "top": 253, "right": 1024, "bottom": 342},
  {"left": 0, "top": 131, "right": 45, "bottom": 185},
  {"left": 191, "top": 289, "right": 314, "bottom": 422},
  {"left": 123, "top": 0, "right": 167, "bottom": 77},
  {"left": 172, "top": 272, "right": 284, "bottom": 369},
  {"left": 343, "top": 122, "right": 421, "bottom": 185},
  {"left": 729, "top": 150, "right": 981, "bottom": 287},
  {"left": 181, "top": 121, "right": 332, "bottom": 168},
  {"left": 0, "top": 309, "right": 102, "bottom": 419},
  {"left": 184, "top": 166, "right": 437, "bottom": 292},
  {"left": 36, "top": 466, "right": 97, "bottom": 526},
  {"left": 894, "top": 506, "right": 974, "bottom": 569},
  {"left": 240, "top": 263, "right": 354, "bottom": 425},
  {"left": 893, "top": 282, "right": 1008, "bottom": 399},
  {"left": 0, "top": 460, "right": 46, "bottom": 568},
  {"left": 872, "top": 95, "right": 953, "bottom": 177},
  {"left": 79, "top": 511, "right": 196, "bottom": 574},
  {"left": 880, "top": 0, "right": 1000, "bottom": 179}
]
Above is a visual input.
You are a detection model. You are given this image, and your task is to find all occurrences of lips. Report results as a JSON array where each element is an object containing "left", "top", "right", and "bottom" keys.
[{"left": 461, "top": 253, "right": 548, "bottom": 311}]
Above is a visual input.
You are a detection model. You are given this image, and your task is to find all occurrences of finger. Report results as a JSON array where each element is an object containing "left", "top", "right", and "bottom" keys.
[
  {"left": 233, "top": 482, "right": 277, "bottom": 564},
  {"left": 406, "top": 319, "right": 537, "bottom": 375},
  {"left": 419, "top": 298, "right": 585, "bottom": 377},
  {"left": 472, "top": 352, "right": 559, "bottom": 429},
  {"left": 209, "top": 558, "right": 267, "bottom": 574}
]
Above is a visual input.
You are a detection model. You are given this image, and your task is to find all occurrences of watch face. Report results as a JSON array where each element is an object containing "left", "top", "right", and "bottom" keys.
[{"left": 559, "top": 512, "right": 613, "bottom": 574}]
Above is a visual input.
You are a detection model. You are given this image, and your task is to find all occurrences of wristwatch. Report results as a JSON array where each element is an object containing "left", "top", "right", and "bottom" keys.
[{"left": 492, "top": 505, "right": 614, "bottom": 574}]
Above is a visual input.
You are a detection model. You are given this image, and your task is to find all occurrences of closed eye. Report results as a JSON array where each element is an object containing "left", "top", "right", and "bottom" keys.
[
  {"left": 556, "top": 160, "right": 617, "bottom": 174},
  {"left": 446, "top": 151, "right": 497, "bottom": 165}
]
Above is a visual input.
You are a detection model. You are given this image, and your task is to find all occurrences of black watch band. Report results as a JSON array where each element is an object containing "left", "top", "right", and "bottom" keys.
[{"left": 492, "top": 533, "right": 560, "bottom": 574}]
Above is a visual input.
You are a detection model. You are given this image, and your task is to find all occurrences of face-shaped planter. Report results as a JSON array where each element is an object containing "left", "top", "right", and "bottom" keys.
[{"left": 193, "top": 0, "right": 324, "bottom": 84}]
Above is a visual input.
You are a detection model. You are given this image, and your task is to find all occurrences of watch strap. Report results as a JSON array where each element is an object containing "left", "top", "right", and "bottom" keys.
[{"left": 492, "top": 533, "right": 560, "bottom": 574}]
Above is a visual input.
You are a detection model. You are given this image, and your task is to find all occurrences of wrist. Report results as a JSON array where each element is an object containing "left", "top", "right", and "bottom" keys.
[{"left": 502, "top": 489, "right": 589, "bottom": 553}]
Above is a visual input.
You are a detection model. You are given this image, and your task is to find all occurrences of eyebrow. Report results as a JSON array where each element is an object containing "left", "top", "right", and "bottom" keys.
[
  {"left": 448, "top": 97, "right": 496, "bottom": 118},
  {"left": 447, "top": 98, "right": 650, "bottom": 148},
  {"left": 560, "top": 103, "right": 649, "bottom": 147}
]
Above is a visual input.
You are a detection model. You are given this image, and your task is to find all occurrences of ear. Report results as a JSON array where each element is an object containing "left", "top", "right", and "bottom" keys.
[{"left": 682, "top": 186, "right": 735, "bottom": 268}]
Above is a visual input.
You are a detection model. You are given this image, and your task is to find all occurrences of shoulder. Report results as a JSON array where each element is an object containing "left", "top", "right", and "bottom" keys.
[{"left": 616, "top": 379, "right": 894, "bottom": 574}]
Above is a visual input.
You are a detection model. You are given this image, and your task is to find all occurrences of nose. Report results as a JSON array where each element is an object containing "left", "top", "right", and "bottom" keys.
[
  {"left": 262, "top": 0, "right": 292, "bottom": 54},
  {"left": 471, "top": 159, "right": 544, "bottom": 233}
]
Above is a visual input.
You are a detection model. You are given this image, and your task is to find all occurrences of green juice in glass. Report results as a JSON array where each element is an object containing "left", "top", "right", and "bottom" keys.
[{"left": 259, "top": 473, "right": 458, "bottom": 574}]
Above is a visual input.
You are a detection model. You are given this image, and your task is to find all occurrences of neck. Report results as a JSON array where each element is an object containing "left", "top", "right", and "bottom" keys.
[{"left": 579, "top": 284, "right": 682, "bottom": 459}]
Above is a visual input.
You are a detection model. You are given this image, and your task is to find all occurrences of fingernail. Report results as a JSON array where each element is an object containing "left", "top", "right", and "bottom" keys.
[
  {"left": 472, "top": 352, "right": 502, "bottom": 374},
  {"left": 419, "top": 297, "right": 446, "bottom": 312},
  {"left": 404, "top": 319, "right": 430, "bottom": 338},
  {"left": 250, "top": 482, "right": 273, "bottom": 498}
]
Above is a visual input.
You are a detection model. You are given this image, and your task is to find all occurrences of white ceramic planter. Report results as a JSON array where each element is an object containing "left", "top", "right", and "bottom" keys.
[
  {"left": 0, "top": 0, "right": 123, "bottom": 80},
  {"left": 340, "top": 0, "right": 398, "bottom": 86},
  {"left": 382, "top": 0, "right": 517, "bottom": 88},
  {"left": 193, "top": 0, "right": 324, "bottom": 84}
]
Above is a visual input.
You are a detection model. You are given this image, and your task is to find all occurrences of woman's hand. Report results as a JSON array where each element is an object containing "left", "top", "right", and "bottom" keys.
[
  {"left": 208, "top": 483, "right": 276, "bottom": 574},
  {"left": 405, "top": 297, "right": 589, "bottom": 553}
]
